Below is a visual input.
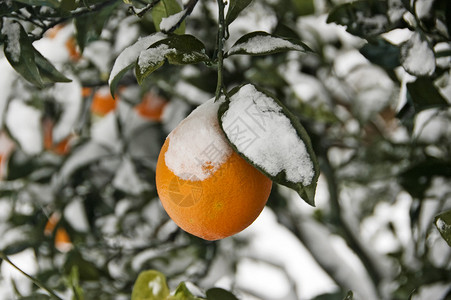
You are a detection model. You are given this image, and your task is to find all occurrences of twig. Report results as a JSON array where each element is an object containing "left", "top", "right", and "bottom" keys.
[{"left": 214, "top": 0, "right": 226, "bottom": 101}]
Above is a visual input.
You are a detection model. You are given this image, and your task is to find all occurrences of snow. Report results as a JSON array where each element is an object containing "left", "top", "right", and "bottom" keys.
[
  {"left": 5, "top": 100, "right": 43, "bottom": 155},
  {"left": 401, "top": 31, "right": 435, "bottom": 76},
  {"left": 160, "top": 9, "right": 186, "bottom": 32},
  {"left": 137, "top": 44, "right": 175, "bottom": 70},
  {"left": 109, "top": 32, "right": 167, "bottom": 86},
  {"left": 228, "top": 35, "right": 304, "bottom": 55},
  {"left": 164, "top": 98, "right": 232, "bottom": 181},
  {"left": 2, "top": 19, "right": 21, "bottom": 62},
  {"left": 0, "top": 58, "right": 16, "bottom": 127},
  {"left": 221, "top": 84, "right": 314, "bottom": 185},
  {"left": 52, "top": 79, "right": 82, "bottom": 143}
]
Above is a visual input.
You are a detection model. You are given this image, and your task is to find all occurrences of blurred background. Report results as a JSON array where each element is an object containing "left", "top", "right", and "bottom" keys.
[{"left": 0, "top": 0, "right": 450, "bottom": 299}]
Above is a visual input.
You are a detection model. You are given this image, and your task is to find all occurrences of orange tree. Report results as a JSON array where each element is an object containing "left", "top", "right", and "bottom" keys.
[{"left": 0, "top": 0, "right": 451, "bottom": 299}]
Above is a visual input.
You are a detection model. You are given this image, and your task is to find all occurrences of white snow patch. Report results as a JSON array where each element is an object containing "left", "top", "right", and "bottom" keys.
[
  {"left": 222, "top": 84, "right": 314, "bottom": 185},
  {"left": 109, "top": 33, "right": 167, "bottom": 85},
  {"left": 137, "top": 44, "right": 175, "bottom": 70},
  {"left": 52, "top": 79, "right": 82, "bottom": 143},
  {"left": 165, "top": 98, "right": 232, "bottom": 181},
  {"left": 401, "top": 31, "right": 435, "bottom": 76},
  {"left": 228, "top": 35, "right": 304, "bottom": 55},
  {"left": 160, "top": 9, "right": 186, "bottom": 32},
  {"left": 0, "top": 58, "right": 16, "bottom": 126},
  {"left": 5, "top": 100, "right": 43, "bottom": 155},
  {"left": 2, "top": 20, "right": 21, "bottom": 62}
]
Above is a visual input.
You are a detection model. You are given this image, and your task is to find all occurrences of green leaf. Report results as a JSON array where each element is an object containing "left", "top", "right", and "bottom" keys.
[
  {"left": 131, "top": 270, "right": 170, "bottom": 300},
  {"left": 206, "top": 288, "right": 238, "bottom": 300},
  {"left": 399, "top": 159, "right": 451, "bottom": 199},
  {"left": 292, "top": 0, "right": 314, "bottom": 16},
  {"left": 225, "top": 0, "right": 253, "bottom": 26},
  {"left": 74, "top": 1, "right": 119, "bottom": 52},
  {"left": 359, "top": 39, "right": 400, "bottom": 69},
  {"left": 326, "top": 0, "right": 390, "bottom": 37},
  {"left": 218, "top": 84, "right": 320, "bottom": 206},
  {"left": 3, "top": 20, "right": 45, "bottom": 88},
  {"left": 34, "top": 50, "right": 72, "bottom": 83},
  {"left": 109, "top": 32, "right": 167, "bottom": 95},
  {"left": 400, "top": 31, "right": 435, "bottom": 76},
  {"left": 435, "top": 210, "right": 451, "bottom": 247},
  {"left": 2, "top": 20, "right": 71, "bottom": 87},
  {"left": 135, "top": 34, "right": 210, "bottom": 84},
  {"left": 151, "top": 0, "right": 186, "bottom": 35},
  {"left": 406, "top": 77, "right": 448, "bottom": 112},
  {"left": 227, "top": 31, "right": 311, "bottom": 57},
  {"left": 169, "top": 282, "right": 203, "bottom": 300}
]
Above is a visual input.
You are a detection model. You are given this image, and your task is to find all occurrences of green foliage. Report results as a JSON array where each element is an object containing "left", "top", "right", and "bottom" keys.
[
  {"left": 226, "top": 31, "right": 311, "bottom": 57},
  {"left": 0, "top": 0, "right": 450, "bottom": 299},
  {"left": 151, "top": 0, "right": 185, "bottom": 34},
  {"left": 135, "top": 34, "right": 210, "bottom": 84}
]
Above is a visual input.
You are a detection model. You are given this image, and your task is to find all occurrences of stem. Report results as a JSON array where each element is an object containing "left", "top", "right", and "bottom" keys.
[
  {"left": 214, "top": 0, "right": 226, "bottom": 101},
  {"left": 0, "top": 251, "right": 63, "bottom": 300}
]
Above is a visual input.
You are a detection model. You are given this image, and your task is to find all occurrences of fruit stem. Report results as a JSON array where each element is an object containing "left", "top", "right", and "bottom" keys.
[
  {"left": 214, "top": 0, "right": 226, "bottom": 101},
  {"left": 0, "top": 251, "right": 64, "bottom": 299}
]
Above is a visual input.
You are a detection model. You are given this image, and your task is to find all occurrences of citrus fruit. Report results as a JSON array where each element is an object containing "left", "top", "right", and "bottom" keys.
[
  {"left": 135, "top": 92, "right": 168, "bottom": 122},
  {"left": 42, "top": 117, "right": 72, "bottom": 155},
  {"left": 155, "top": 98, "right": 272, "bottom": 240},
  {"left": 44, "top": 212, "right": 72, "bottom": 252},
  {"left": 90, "top": 86, "right": 118, "bottom": 117}
]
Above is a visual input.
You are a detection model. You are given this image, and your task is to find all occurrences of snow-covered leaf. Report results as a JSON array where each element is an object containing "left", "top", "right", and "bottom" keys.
[
  {"left": 225, "top": 0, "right": 253, "bottom": 26},
  {"left": 131, "top": 270, "right": 170, "bottom": 300},
  {"left": 135, "top": 34, "right": 210, "bottom": 84},
  {"left": 109, "top": 32, "right": 167, "bottom": 95},
  {"left": 54, "top": 142, "right": 112, "bottom": 188},
  {"left": 400, "top": 31, "right": 436, "bottom": 76},
  {"left": 2, "top": 20, "right": 44, "bottom": 88},
  {"left": 151, "top": 0, "right": 185, "bottom": 35},
  {"left": 435, "top": 209, "right": 451, "bottom": 247},
  {"left": 218, "top": 84, "right": 319, "bottom": 206},
  {"left": 2, "top": 20, "right": 70, "bottom": 87},
  {"left": 112, "top": 157, "right": 146, "bottom": 195},
  {"left": 227, "top": 31, "right": 311, "bottom": 57},
  {"left": 5, "top": 100, "right": 43, "bottom": 155},
  {"left": 327, "top": 0, "right": 390, "bottom": 37}
]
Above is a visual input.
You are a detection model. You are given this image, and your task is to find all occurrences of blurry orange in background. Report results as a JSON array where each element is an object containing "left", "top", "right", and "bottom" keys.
[
  {"left": 90, "top": 86, "right": 118, "bottom": 117},
  {"left": 134, "top": 92, "right": 168, "bottom": 122},
  {"left": 65, "top": 36, "right": 81, "bottom": 61},
  {"left": 0, "top": 132, "right": 15, "bottom": 180},
  {"left": 42, "top": 117, "right": 73, "bottom": 156},
  {"left": 44, "top": 212, "right": 73, "bottom": 252},
  {"left": 45, "top": 23, "right": 81, "bottom": 61}
]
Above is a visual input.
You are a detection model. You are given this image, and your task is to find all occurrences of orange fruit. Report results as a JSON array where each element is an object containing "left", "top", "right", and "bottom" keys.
[
  {"left": 90, "top": 86, "right": 118, "bottom": 117},
  {"left": 135, "top": 92, "right": 167, "bottom": 122},
  {"left": 155, "top": 99, "right": 272, "bottom": 240},
  {"left": 44, "top": 212, "right": 72, "bottom": 252},
  {"left": 42, "top": 117, "right": 72, "bottom": 155},
  {"left": 65, "top": 36, "right": 81, "bottom": 61}
]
